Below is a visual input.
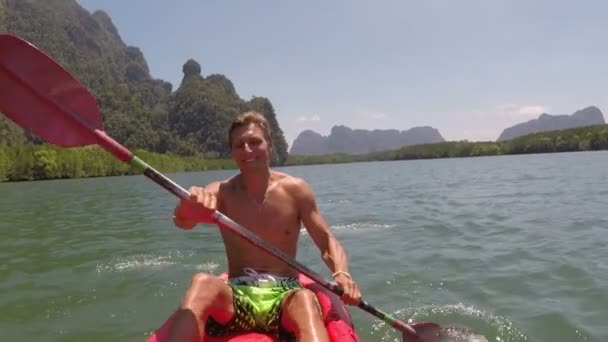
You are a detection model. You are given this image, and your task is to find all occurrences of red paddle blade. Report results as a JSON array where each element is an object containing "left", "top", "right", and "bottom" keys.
[{"left": 0, "top": 34, "right": 101, "bottom": 147}]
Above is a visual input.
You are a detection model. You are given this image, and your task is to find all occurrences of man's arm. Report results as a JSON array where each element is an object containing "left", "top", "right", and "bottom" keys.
[
  {"left": 292, "top": 179, "right": 352, "bottom": 276},
  {"left": 292, "top": 177, "right": 360, "bottom": 304}
]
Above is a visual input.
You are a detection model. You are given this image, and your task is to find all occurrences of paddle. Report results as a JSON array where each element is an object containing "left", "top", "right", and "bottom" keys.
[{"left": 0, "top": 33, "right": 442, "bottom": 341}]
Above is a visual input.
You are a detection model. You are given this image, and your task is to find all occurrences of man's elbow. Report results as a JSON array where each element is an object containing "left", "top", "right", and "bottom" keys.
[{"left": 318, "top": 235, "right": 336, "bottom": 260}]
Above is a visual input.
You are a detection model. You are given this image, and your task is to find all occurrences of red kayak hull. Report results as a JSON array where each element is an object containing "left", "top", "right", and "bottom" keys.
[{"left": 147, "top": 273, "right": 360, "bottom": 342}]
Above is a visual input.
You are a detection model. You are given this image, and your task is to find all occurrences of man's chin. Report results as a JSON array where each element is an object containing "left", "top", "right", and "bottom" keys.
[{"left": 238, "top": 163, "right": 266, "bottom": 172}]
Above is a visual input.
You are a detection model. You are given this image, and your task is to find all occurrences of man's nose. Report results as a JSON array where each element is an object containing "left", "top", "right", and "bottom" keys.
[{"left": 243, "top": 143, "right": 252, "bottom": 152}]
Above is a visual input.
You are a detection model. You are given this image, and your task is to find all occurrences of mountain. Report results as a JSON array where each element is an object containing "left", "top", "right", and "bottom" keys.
[
  {"left": 290, "top": 125, "right": 445, "bottom": 155},
  {"left": 1, "top": 0, "right": 288, "bottom": 164},
  {"left": 497, "top": 106, "right": 606, "bottom": 141}
]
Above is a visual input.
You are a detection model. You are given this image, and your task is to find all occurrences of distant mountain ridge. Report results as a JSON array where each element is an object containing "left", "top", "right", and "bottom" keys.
[
  {"left": 497, "top": 106, "right": 605, "bottom": 141},
  {"left": 290, "top": 125, "right": 445, "bottom": 155}
]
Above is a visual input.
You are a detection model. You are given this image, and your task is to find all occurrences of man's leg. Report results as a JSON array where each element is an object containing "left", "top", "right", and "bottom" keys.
[
  {"left": 168, "top": 273, "right": 234, "bottom": 342},
  {"left": 281, "top": 289, "right": 329, "bottom": 342}
]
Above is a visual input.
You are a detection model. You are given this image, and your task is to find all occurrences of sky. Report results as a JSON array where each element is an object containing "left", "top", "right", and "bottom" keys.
[{"left": 76, "top": 0, "right": 608, "bottom": 147}]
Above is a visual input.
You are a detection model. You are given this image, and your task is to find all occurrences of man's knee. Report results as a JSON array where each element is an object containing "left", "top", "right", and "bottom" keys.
[
  {"left": 181, "top": 273, "right": 227, "bottom": 313},
  {"left": 290, "top": 289, "right": 317, "bottom": 303},
  {"left": 190, "top": 272, "right": 216, "bottom": 287},
  {"left": 286, "top": 289, "right": 322, "bottom": 317},
  {"left": 281, "top": 289, "right": 325, "bottom": 336}
]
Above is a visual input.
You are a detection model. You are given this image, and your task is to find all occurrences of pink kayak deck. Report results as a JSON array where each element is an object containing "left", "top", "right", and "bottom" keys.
[{"left": 147, "top": 273, "right": 360, "bottom": 342}]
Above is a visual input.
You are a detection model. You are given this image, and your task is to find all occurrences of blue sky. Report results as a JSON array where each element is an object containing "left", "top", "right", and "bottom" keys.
[{"left": 77, "top": 0, "right": 608, "bottom": 146}]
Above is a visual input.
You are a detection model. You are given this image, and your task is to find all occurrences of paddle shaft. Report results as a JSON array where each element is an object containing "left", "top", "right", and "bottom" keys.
[
  {"left": 135, "top": 157, "right": 422, "bottom": 339},
  {"left": 130, "top": 155, "right": 420, "bottom": 338}
]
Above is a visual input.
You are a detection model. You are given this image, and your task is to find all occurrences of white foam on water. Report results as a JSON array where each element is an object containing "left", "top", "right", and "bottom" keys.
[
  {"left": 195, "top": 261, "right": 220, "bottom": 272},
  {"left": 326, "top": 198, "right": 351, "bottom": 203},
  {"left": 332, "top": 222, "right": 395, "bottom": 231},
  {"left": 372, "top": 303, "right": 527, "bottom": 342},
  {"left": 300, "top": 222, "right": 394, "bottom": 235},
  {"left": 96, "top": 255, "right": 175, "bottom": 273},
  {"left": 96, "top": 251, "right": 219, "bottom": 273}
]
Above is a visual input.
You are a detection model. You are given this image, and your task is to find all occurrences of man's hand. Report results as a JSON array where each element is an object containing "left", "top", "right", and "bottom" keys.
[
  {"left": 334, "top": 272, "right": 362, "bottom": 305},
  {"left": 173, "top": 186, "right": 217, "bottom": 229}
]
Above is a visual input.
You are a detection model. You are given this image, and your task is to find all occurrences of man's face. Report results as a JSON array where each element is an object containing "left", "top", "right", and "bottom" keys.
[{"left": 230, "top": 123, "right": 271, "bottom": 171}]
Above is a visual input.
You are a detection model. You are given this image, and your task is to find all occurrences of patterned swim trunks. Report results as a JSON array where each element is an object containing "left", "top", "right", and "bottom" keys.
[{"left": 206, "top": 270, "right": 302, "bottom": 339}]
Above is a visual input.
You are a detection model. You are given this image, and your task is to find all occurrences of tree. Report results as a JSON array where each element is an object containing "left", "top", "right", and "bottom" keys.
[
  {"left": 247, "top": 97, "right": 289, "bottom": 165},
  {"left": 0, "top": 147, "right": 10, "bottom": 181},
  {"left": 5, "top": 2, "right": 292, "bottom": 163},
  {"left": 0, "top": 115, "right": 26, "bottom": 145},
  {"left": 33, "top": 148, "right": 60, "bottom": 179}
]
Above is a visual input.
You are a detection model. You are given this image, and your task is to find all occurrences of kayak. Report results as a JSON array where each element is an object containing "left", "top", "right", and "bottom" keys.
[{"left": 147, "top": 273, "right": 360, "bottom": 342}]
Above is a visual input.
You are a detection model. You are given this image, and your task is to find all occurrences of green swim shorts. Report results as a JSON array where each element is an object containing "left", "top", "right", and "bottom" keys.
[{"left": 206, "top": 273, "right": 302, "bottom": 338}]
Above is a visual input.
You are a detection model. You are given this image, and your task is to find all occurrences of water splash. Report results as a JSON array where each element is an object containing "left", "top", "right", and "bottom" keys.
[
  {"left": 371, "top": 303, "right": 527, "bottom": 342},
  {"left": 95, "top": 251, "right": 219, "bottom": 273},
  {"left": 195, "top": 261, "right": 220, "bottom": 272},
  {"left": 301, "top": 222, "right": 395, "bottom": 235},
  {"left": 332, "top": 222, "right": 395, "bottom": 231},
  {"left": 96, "top": 255, "right": 175, "bottom": 273}
]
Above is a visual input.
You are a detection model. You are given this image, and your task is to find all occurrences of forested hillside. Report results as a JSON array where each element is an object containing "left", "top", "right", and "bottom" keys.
[{"left": 1, "top": 0, "right": 288, "bottom": 164}]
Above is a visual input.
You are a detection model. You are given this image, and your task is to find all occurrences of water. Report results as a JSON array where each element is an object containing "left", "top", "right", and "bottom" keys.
[{"left": 1, "top": 151, "right": 607, "bottom": 341}]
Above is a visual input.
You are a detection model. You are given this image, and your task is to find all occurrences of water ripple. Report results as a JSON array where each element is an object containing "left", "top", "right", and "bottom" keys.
[{"left": 2, "top": 153, "right": 608, "bottom": 341}]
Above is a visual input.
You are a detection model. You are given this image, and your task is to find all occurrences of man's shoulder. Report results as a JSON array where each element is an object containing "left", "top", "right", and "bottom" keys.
[
  {"left": 271, "top": 171, "right": 314, "bottom": 200},
  {"left": 218, "top": 175, "right": 239, "bottom": 191},
  {"left": 271, "top": 170, "right": 307, "bottom": 189},
  {"left": 206, "top": 175, "right": 238, "bottom": 194}
]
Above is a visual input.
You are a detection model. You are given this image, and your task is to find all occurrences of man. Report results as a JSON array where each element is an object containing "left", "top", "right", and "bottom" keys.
[{"left": 169, "top": 111, "right": 361, "bottom": 342}]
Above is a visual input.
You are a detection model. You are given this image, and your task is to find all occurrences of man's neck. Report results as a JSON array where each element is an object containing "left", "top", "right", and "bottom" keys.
[{"left": 240, "top": 168, "right": 271, "bottom": 196}]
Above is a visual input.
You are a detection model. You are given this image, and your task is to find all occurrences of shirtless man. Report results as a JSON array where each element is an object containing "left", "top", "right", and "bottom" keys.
[{"left": 169, "top": 111, "right": 361, "bottom": 342}]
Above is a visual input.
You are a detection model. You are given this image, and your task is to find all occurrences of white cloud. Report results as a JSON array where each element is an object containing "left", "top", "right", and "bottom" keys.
[
  {"left": 492, "top": 104, "right": 548, "bottom": 120},
  {"left": 370, "top": 112, "right": 387, "bottom": 119},
  {"left": 461, "top": 104, "right": 550, "bottom": 142},
  {"left": 518, "top": 105, "right": 547, "bottom": 117},
  {"left": 296, "top": 114, "right": 321, "bottom": 122},
  {"left": 352, "top": 107, "right": 388, "bottom": 120}
]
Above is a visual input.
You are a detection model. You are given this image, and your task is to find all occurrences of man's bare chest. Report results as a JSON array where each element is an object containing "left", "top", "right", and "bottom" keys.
[{"left": 220, "top": 190, "right": 300, "bottom": 234}]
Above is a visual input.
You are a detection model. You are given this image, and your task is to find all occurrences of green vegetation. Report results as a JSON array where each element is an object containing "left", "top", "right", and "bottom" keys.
[
  {"left": 286, "top": 125, "right": 608, "bottom": 166},
  {"left": 0, "top": 1, "right": 6, "bottom": 32},
  {"left": 3, "top": 120, "right": 606, "bottom": 183},
  {"left": 2, "top": 0, "right": 288, "bottom": 182},
  {"left": 0, "top": 144, "right": 235, "bottom": 182}
]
